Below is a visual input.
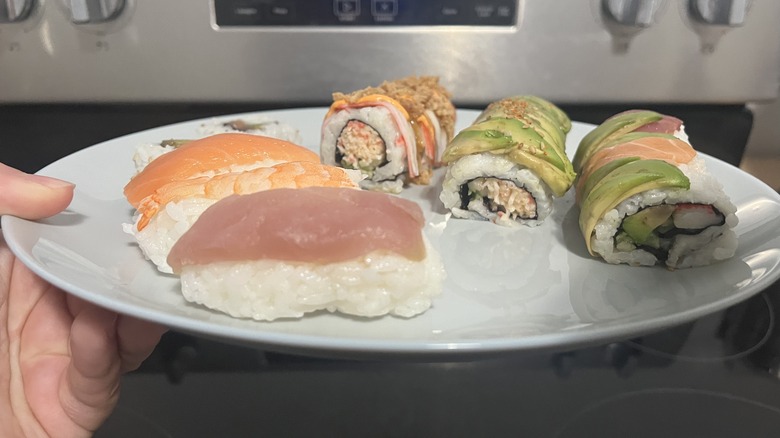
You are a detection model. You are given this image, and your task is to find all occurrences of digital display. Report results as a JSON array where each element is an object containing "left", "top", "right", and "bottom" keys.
[{"left": 214, "top": 0, "right": 517, "bottom": 27}]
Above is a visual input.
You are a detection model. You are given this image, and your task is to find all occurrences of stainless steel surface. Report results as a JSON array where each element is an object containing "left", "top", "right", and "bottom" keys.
[
  {"left": 0, "top": 0, "right": 778, "bottom": 104},
  {"left": 0, "top": 0, "right": 34, "bottom": 22}
]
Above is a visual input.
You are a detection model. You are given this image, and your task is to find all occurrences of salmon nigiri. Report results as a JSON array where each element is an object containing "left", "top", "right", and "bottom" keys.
[
  {"left": 124, "top": 133, "right": 319, "bottom": 208},
  {"left": 125, "top": 161, "right": 361, "bottom": 274},
  {"left": 167, "top": 187, "right": 445, "bottom": 321},
  {"left": 134, "top": 161, "right": 360, "bottom": 231}
]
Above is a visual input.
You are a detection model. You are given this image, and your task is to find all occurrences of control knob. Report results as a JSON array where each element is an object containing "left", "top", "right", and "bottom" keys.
[
  {"left": 600, "top": 0, "right": 665, "bottom": 52},
  {"left": 688, "top": 0, "right": 749, "bottom": 26},
  {"left": 685, "top": 0, "right": 752, "bottom": 53},
  {"left": 65, "top": 0, "right": 125, "bottom": 24},
  {"left": 0, "top": 0, "right": 34, "bottom": 23},
  {"left": 602, "top": 0, "right": 662, "bottom": 27}
]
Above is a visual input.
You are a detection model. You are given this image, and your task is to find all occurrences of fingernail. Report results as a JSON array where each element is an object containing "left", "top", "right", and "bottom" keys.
[{"left": 30, "top": 174, "right": 75, "bottom": 189}]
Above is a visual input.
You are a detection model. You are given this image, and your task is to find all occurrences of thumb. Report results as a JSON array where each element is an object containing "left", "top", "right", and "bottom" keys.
[{"left": 0, "top": 163, "right": 74, "bottom": 219}]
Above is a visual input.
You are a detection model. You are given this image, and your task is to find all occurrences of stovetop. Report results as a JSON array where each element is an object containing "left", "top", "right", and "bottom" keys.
[{"left": 96, "top": 279, "right": 780, "bottom": 437}]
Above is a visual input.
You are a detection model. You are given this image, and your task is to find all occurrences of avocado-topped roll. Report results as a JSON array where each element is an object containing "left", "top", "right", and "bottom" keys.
[
  {"left": 573, "top": 109, "right": 687, "bottom": 173},
  {"left": 576, "top": 110, "right": 738, "bottom": 269},
  {"left": 320, "top": 76, "right": 456, "bottom": 193},
  {"left": 439, "top": 96, "right": 576, "bottom": 227}
]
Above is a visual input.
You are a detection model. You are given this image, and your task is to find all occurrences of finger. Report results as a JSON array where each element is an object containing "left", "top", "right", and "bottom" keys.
[
  {"left": 63, "top": 304, "right": 121, "bottom": 431},
  {"left": 0, "top": 163, "right": 74, "bottom": 219},
  {"left": 116, "top": 316, "right": 167, "bottom": 372},
  {"left": 67, "top": 294, "right": 166, "bottom": 372}
]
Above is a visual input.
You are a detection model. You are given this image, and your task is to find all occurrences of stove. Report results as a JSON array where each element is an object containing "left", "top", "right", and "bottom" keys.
[
  {"left": 2, "top": 1, "right": 780, "bottom": 436},
  {"left": 97, "top": 285, "right": 780, "bottom": 437}
]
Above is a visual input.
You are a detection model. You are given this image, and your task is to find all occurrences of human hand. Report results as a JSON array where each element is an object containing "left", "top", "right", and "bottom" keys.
[{"left": 0, "top": 163, "right": 167, "bottom": 437}]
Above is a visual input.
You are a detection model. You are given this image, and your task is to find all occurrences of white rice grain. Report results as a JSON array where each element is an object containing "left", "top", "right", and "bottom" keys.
[{"left": 178, "top": 239, "right": 445, "bottom": 320}]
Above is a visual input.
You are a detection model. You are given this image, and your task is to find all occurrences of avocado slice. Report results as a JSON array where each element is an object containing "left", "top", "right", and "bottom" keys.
[
  {"left": 475, "top": 96, "right": 571, "bottom": 147},
  {"left": 524, "top": 95, "right": 572, "bottom": 133},
  {"left": 577, "top": 156, "right": 640, "bottom": 205},
  {"left": 573, "top": 110, "right": 663, "bottom": 173},
  {"left": 449, "top": 118, "right": 569, "bottom": 171},
  {"left": 622, "top": 205, "right": 676, "bottom": 247},
  {"left": 579, "top": 159, "right": 690, "bottom": 255},
  {"left": 441, "top": 128, "right": 516, "bottom": 162},
  {"left": 442, "top": 117, "right": 576, "bottom": 197}
]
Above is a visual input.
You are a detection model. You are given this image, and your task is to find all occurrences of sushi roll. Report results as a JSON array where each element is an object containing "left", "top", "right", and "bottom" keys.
[
  {"left": 123, "top": 133, "right": 359, "bottom": 273},
  {"left": 198, "top": 116, "right": 303, "bottom": 145},
  {"left": 576, "top": 110, "right": 738, "bottom": 269},
  {"left": 439, "top": 96, "right": 576, "bottom": 227},
  {"left": 166, "top": 187, "right": 445, "bottom": 321},
  {"left": 320, "top": 76, "right": 456, "bottom": 193},
  {"left": 573, "top": 109, "right": 687, "bottom": 173}
]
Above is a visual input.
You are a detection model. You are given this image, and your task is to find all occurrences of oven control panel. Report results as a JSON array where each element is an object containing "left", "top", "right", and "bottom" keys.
[
  {"left": 213, "top": 0, "right": 517, "bottom": 26},
  {"left": 0, "top": 0, "right": 778, "bottom": 104}
]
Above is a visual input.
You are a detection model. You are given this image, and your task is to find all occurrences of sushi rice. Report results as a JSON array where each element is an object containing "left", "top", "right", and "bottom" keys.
[
  {"left": 198, "top": 115, "right": 303, "bottom": 145},
  {"left": 320, "top": 105, "right": 409, "bottom": 193},
  {"left": 590, "top": 156, "right": 738, "bottom": 269},
  {"left": 178, "top": 238, "right": 445, "bottom": 321},
  {"left": 123, "top": 197, "right": 216, "bottom": 274},
  {"left": 440, "top": 153, "right": 554, "bottom": 227},
  {"left": 132, "top": 117, "right": 303, "bottom": 173}
]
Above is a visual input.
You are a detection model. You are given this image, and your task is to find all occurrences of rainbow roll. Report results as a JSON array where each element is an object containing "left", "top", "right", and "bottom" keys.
[{"left": 575, "top": 110, "right": 738, "bottom": 269}]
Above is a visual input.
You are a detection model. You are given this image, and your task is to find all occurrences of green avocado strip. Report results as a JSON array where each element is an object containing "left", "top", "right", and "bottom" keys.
[
  {"left": 523, "top": 95, "right": 572, "bottom": 133},
  {"left": 573, "top": 110, "right": 663, "bottom": 173},
  {"left": 577, "top": 156, "right": 641, "bottom": 204},
  {"left": 443, "top": 96, "right": 576, "bottom": 197},
  {"left": 579, "top": 159, "right": 690, "bottom": 255},
  {"left": 441, "top": 129, "right": 516, "bottom": 161}
]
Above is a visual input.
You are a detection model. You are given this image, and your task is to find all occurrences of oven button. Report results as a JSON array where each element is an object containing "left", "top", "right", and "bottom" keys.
[
  {"left": 334, "top": 0, "right": 360, "bottom": 22},
  {"left": 66, "top": 0, "right": 125, "bottom": 24},
  {"left": 265, "top": 1, "right": 295, "bottom": 24},
  {"left": 372, "top": 0, "right": 397, "bottom": 22},
  {"left": 0, "top": 0, "right": 35, "bottom": 23}
]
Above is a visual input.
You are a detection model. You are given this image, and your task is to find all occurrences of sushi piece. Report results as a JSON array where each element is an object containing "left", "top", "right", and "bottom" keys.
[
  {"left": 198, "top": 116, "right": 303, "bottom": 145},
  {"left": 167, "top": 187, "right": 445, "bottom": 321},
  {"left": 320, "top": 76, "right": 456, "bottom": 193},
  {"left": 123, "top": 133, "right": 351, "bottom": 273},
  {"left": 123, "top": 133, "right": 319, "bottom": 208},
  {"left": 576, "top": 110, "right": 738, "bottom": 269},
  {"left": 132, "top": 139, "right": 193, "bottom": 173},
  {"left": 439, "top": 96, "right": 576, "bottom": 227},
  {"left": 133, "top": 116, "right": 304, "bottom": 174},
  {"left": 124, "top": 161, "right": 360, "bottom": 274},
  {"left": 572, "top": 109, "right": 687, "bottom": 173}
]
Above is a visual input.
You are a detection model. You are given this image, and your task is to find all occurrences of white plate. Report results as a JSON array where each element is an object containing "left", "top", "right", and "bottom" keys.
[{"left": 4, "top": 108, "right": 780, "bottom": 358}]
